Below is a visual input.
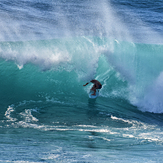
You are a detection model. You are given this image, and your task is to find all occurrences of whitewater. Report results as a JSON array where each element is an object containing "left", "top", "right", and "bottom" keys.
[{"left": 0, "top": 0, "right": 163, "bottom": 162}]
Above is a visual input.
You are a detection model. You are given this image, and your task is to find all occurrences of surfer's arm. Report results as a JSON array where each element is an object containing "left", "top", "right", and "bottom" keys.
[{"left": 83, "top": 82, "right": 89, "bottom": 86}]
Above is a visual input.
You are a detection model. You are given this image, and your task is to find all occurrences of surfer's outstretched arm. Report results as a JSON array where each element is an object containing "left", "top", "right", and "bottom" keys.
[{"left": 83, "top": 82, "right": 89, "bottom": 86}]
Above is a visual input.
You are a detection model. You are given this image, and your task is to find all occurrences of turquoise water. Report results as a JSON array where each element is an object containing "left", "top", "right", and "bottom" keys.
[
  {"left": 0, "top": 0, "right": 163, "bottom": 162},
  {"left": 0, "top": 37, "right": 163, "bottom": 162}
]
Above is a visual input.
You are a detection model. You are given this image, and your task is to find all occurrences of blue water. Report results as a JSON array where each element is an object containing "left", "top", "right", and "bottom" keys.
[{"left": 0, "top": 0, "right": 163, "bottom": 162}]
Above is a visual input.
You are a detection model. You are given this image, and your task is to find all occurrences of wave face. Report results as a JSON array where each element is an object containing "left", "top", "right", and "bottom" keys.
[{"left": 0, "top": 37, "right": 163, "bottom": 113}]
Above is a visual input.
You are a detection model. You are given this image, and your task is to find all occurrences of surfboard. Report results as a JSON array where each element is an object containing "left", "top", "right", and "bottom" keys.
[{"left": 89, "top": 90, "right": 99, "bottom": 99}]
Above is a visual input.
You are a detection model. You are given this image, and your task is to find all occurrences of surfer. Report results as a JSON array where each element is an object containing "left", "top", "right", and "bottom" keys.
[{"left": 83, "top": 79, "right": 102, "bottom": 95}]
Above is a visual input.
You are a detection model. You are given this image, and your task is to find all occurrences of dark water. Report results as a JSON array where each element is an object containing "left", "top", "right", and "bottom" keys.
[{"left": 0, "top": 0, "right": 163, "bottom": 162}]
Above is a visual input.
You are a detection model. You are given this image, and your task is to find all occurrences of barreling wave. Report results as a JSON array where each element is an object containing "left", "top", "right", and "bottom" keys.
[{"left": 0, "top": 36, "right": 163, "bottom": 113}]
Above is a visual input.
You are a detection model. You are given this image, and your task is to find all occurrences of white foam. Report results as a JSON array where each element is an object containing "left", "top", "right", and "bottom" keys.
[
  {"left": 5, "top": 106, "right": 17, "bottom": 122},
  {"left": 20, "top": 109, "right": 39, "bottom": 123},
  {"left": 134, "top": 72, "right": 163, "bottom": 113},
  {"left": 0, "top": 41, "right": 72, "bottom": 71}
]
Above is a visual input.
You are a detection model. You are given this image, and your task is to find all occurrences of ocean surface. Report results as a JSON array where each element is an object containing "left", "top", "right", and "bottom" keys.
[{"left": 0, "top": 0, "right": 163, "bottom": 162}]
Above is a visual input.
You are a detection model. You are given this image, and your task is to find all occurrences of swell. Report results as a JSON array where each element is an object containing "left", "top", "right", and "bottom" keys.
[{"left": 0, "top": 37, "right": 163, "bottom": 114}]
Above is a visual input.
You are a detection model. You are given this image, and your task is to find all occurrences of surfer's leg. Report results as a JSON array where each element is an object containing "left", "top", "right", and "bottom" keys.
[
  {"left": 91, "top": 88, "right": 96, "bottom": 95},
  {"left": 91, "top": 85, "right": 96, "bottom": 95},
  {"left": 91, "top": 90, "right": 96, "bottom": 95}
]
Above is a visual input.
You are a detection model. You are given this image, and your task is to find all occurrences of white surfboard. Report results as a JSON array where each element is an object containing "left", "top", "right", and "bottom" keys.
[{"left": 89, "top": 90, "right": 99, "bottom": 99}]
